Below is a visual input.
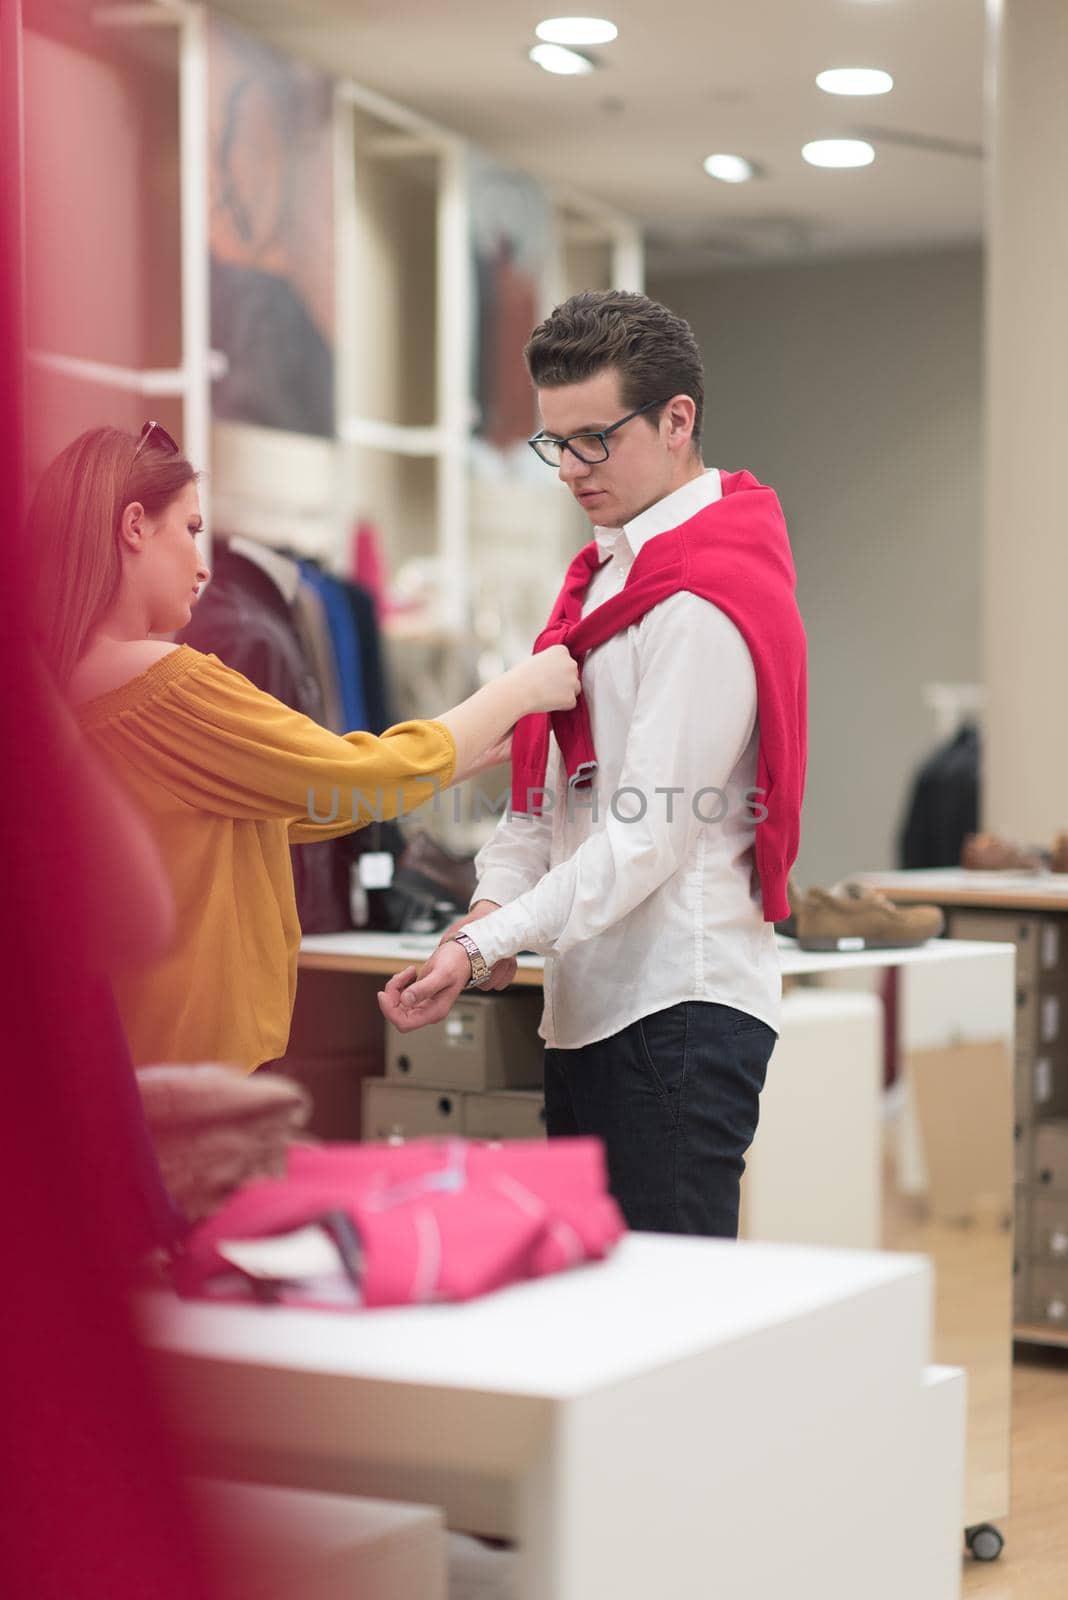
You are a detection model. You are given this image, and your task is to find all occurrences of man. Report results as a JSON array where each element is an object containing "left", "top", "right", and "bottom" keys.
[{"left": 379, "top": 290, "right": 807, "bottom": 1238}]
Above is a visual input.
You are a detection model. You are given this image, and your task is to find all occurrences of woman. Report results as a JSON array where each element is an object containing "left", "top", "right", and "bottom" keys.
[{"left": 29, "top": 423, "right": 578, "bottom": 1072}]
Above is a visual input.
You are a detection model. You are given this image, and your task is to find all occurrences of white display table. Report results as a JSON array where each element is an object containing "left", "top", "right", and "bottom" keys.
[
  {"left": 144, "top": 1235, "right": 964, "bottom": 1600},
  {"left": 292, "top": 932, "right": 1014, "bottom": 1542},
  {"left": 299, "top": 927, "right": 1009, "bottom": 986}
]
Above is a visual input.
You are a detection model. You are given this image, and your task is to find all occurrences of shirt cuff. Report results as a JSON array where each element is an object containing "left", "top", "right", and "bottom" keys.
[{"left": 463, "top": 901, "right": 532, "bottom": 968}]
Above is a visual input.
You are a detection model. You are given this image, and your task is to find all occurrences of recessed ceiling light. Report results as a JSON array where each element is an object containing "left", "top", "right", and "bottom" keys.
[
  {"left": 703, "top": 153, "right": 755, "bottom": 184},
  {"left": 535, "top": 16, "right": 618, "bottom": 46},
  {"left": 529, "top": 42, "right": 596, "bottom": 75},
  {"left": 802, "top": 138, "right": 875, "bottom": 168},
  {"left": 816, "top": 67, "right": 894, "bottom": 96}
]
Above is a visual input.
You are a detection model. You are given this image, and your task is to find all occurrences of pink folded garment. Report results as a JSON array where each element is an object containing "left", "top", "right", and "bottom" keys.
[{"left": 175, "top": 1138, "right": 626, "bottom": 1309}]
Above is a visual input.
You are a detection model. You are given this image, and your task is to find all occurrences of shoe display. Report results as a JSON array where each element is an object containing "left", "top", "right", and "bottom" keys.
[
  {"left": 961, "top": 832, "right": 1042, "bottom": 872},
  {"left": 1050, "top": 833, "right": 1068, "bottom": 874},
  {"left": 794, "top": 882, "right": 945, "bottom": 952}
]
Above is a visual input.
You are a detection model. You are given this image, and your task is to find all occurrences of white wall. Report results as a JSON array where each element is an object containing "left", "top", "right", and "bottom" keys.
[{"left": 650, "top": 247, "right": 983, "bottom": 890}]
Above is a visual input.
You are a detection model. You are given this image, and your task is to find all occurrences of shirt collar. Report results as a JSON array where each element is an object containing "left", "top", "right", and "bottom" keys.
[{"left": 593, "top": 468, "right": 722, "bottom": 566}]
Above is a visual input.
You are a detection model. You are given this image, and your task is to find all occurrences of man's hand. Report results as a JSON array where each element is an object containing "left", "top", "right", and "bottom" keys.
[
  {"left": 377, "top": 940, "right": 473, "bottom": 1032},
  {"left": 436, "top": 899, "right": 518, "bottom": 991}
]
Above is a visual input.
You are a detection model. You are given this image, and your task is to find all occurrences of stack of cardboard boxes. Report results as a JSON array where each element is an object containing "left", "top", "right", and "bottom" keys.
[
  {"left": 949, "top": 909, "right": 1068, "bottom": 1330},
  {"left": 363, "top": 990, "right": 548, "bottom": 1143}
]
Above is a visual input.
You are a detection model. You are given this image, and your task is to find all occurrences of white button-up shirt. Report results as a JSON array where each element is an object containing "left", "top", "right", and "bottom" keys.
[{"left": 470, "top": 468, "right": 781, "bottom": 1049}]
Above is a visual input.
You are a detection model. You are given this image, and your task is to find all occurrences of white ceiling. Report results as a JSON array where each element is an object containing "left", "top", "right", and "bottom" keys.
[{"left": 216, "top": 0, "right": 986, "bottom": 269}]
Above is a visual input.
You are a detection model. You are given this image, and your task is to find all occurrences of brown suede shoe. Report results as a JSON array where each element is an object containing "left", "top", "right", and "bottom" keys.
[
  {"left": 795, "top": 883, "right": 945, "bottom": 952},
  {"left": 961, "top": 832, "right": 1042, "bottom": 872}
]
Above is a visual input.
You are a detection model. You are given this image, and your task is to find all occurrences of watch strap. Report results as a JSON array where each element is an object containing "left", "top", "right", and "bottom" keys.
[{"left": 451, "top": 930, "right": 491, "bottom": 988}]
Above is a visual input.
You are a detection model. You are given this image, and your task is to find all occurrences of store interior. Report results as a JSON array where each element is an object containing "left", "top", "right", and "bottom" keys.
[{"left": 8, "top": 0, "right": 1068, "bottom": 1596}]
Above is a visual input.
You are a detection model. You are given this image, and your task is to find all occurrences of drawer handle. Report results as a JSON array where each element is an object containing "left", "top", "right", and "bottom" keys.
[
  {"left": 438, "top": 1096, "right": 454, "bottom": 1116},
  {"left": 397, "top": 1055, "right": 411, "bottom": 1074}
]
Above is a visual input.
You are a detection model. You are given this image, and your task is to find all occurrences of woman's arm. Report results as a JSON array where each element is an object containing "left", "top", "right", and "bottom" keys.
[
  {"left": 433, "top": 646, "right": 578, "bottom": 781},
  {"left": 88, "top": 646, "right": 578, "bottom": 843}
]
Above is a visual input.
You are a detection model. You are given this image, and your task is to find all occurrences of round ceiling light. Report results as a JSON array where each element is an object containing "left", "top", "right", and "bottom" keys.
[
  {"left": 535, "top": 17, "right": 619, "bottom": 45},
  {"left": 816, "top": 67, "right": 894, "bottom": 96},
  {"left": 802, "top": 138, "right": 876, "bottom": 168},
  {"left": 529, "top": 43, "right": 596, "bottom": 75},
  {"left": 703, "top": 153, "right": 755, "bottom": 184}
]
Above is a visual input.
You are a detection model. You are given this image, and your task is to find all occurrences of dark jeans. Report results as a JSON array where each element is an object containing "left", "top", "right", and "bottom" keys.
[{"left": 544, "top": 1001, "right": 775, "bottom": 1238}]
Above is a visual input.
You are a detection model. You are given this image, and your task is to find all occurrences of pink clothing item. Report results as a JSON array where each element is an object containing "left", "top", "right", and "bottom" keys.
[
  {"left": 175, "top": 1138, "right": 626, "bottom": 1308},
  {"left": 509, "top": 470, "right": 807, "bottom": 922},
  {"left": 350, "top": 517, "right": 388, "bottom": 617}
]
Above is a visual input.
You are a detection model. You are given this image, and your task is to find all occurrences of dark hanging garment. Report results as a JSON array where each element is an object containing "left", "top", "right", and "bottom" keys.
[
  {"left": 898, "top": 722, "right": 981, "bottom": 869},
  {"left": 298, "top": 563, "right": 367, "bottom": 730},
  {"left": 180, "top": 545, "right": 352, "bottom": 932},
  {"left": 344, "top": 579, "right": 394, "bottom": 733}
]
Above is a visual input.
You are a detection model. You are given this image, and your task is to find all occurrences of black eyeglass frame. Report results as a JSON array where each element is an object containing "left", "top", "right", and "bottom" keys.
[
  {"left": 527, "top": 396, "right": 671, "bottom": 467},
  {"left": 131, "top": 419, "right": 181, "bottom": 464}
]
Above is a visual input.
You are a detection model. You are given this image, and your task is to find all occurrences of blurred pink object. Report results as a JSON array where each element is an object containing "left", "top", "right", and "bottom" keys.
[
  {"left": 176, "top": 1137, "right": 626, "bottom": 1308},
  {"left": 350, "top": 517, "right": 388, "bottom": 617}
]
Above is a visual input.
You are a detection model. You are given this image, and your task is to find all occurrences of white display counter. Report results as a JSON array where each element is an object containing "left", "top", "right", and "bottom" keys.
[{"left": 144, "top": 1234, "right": 965, "bottom": 1600}]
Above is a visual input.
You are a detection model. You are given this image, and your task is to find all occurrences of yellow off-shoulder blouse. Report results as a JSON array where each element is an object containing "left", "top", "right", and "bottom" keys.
[{"left": 77, "top": 646, "right": 456, "bottom": 1072}]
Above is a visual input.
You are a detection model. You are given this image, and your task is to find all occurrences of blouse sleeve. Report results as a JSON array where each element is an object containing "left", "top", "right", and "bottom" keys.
[{"left": 81, "top": 648, "right": 456, "bottom": 837}]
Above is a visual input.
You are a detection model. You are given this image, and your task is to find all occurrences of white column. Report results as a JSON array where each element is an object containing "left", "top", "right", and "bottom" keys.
[
  {"left": 436, "top": 139, "right": 471, "bottom": 636},
  {"left": 983, "top": 0, "right": 1068, "bottom": 838}
]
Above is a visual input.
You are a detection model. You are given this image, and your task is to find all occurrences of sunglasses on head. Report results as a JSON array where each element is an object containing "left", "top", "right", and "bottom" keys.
[{"left": 131, "top": 419, "right": 181, "bottom": 462}]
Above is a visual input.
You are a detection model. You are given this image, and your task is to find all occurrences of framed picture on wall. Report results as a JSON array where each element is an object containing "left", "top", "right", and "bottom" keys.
[
  {"left": 468, "top": 149, "right": 550, "bottom": 464},
  {"left": 208, "top": 15, "right": 335, "bottom": 438}
]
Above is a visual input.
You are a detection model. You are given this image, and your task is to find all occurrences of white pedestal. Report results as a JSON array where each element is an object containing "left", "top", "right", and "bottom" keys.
[
  {"left": 742, "top": 988, "right": 883, "bottom": 1248},
  {"left": 144, "top": 1235, "right": 964, "bottom": 1600},
  {"left": 190, "top": 1480, "right": 446, "bottom": 1600}
]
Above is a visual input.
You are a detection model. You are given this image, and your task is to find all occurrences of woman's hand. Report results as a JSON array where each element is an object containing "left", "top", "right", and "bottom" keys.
[{"left": 512, "top": 644, "right": 580, "bottom": 715}]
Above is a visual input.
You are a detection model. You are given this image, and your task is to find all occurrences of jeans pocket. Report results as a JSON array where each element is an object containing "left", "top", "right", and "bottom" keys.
[
  {"left": 635, "top": 1005, "right": 688, "bottom": 1104},
  {"left": 731, "top": 1009, "right": 775, "bottom": 1040}
]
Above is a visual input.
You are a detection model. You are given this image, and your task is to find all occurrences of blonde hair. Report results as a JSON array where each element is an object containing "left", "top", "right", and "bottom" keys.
[{"left": 28, "top": 427, "right": 197, "bottom": 686}]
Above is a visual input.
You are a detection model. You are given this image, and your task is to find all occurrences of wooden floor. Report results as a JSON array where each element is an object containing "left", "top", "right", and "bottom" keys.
[{"left": 962, "top": 1344, "right": 1068, "bottom": 1599}]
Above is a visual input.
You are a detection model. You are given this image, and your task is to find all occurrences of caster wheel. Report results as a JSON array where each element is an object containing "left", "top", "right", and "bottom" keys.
[{"left": 965, "top": 1523, "right": 1004, "bottom": 1562}]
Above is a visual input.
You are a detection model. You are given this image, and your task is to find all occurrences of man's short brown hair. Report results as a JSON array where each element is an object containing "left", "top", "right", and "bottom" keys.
[{"left": 524, "top": 290, "right": 705, "bottom": 448}]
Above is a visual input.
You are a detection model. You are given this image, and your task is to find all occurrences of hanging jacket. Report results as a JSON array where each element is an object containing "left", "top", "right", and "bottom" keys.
[
  {"left": 899, "top": 722, "right": 981, "bottom": 869},
  {"left": 180, "top": 546, "right": 352, "bottom": 932}
]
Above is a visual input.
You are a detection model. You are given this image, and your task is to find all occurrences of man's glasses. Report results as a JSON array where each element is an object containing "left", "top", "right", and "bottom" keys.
[
  {"left": 131, "top": 419, "right": 181, "bottom": 464},
  {"left": 528, "top": 396, "right": 669, "bottom": 467}
]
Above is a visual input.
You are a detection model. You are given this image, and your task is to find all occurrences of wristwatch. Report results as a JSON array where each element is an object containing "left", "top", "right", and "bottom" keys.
[{"left": 450, "top": 930, "right": 491, "bottom": 988}]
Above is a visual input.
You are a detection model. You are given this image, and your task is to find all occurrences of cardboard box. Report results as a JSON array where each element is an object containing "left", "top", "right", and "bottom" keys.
[
  {"left": 908, "top": 1041, "right": 1013, "bottom": 1223},
  {"left": 362, "top": 1079, "right": 463, "bottom": 1141},
  {"left": 463, "top": 1089, "right": 547, "bottom": 1141},
  {"left": 191, "top": 1481, "right": 446, "bottom": 1600},
  {"left": 386, "top": 990, "right": 543, "bottom": 1091}
]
